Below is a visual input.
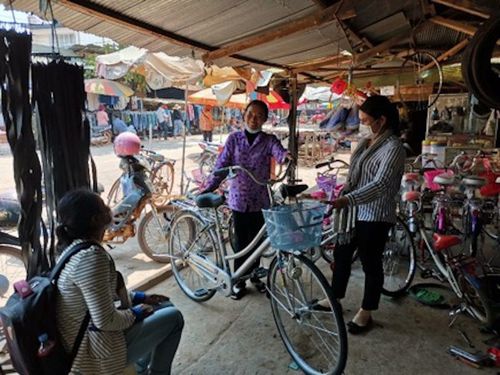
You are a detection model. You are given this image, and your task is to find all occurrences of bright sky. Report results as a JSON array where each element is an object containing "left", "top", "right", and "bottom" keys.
[{"left": 0, "top": 5, "right": 32, "bottom": 24}]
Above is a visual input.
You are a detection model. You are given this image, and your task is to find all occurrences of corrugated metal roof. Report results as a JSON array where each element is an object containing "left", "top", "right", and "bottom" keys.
[{"left": 3, "top": 0, "right": 488, "bottom": 81}]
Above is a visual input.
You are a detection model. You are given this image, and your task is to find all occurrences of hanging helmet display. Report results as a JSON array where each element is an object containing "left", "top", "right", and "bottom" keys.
[{"left": 114, "top": 132, "right": 141, "bottom": 156}]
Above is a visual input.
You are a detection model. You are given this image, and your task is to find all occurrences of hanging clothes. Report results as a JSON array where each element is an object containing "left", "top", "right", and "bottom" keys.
[{"left": 1, "top": 31, "right": 45, "bottom": 276}]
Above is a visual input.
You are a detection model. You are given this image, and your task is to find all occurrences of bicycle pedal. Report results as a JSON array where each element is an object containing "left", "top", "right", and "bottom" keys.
[
  {"left": 194, "top": 288, "right": 209, "bottom": 297},
  {"left": 252, "top": 267, "right": 268, "bottom": 279}
]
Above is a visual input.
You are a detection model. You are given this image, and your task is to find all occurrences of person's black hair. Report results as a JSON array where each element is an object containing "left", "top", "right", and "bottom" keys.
[
  {"left": 359, "top": 95, "right": 400, "bottom": 136},
  {"left": 244, "top": 99, "right": 269, "bottom": 119},
  {"left": 56, "top": 188, "right": 111, "bottom": 253}
]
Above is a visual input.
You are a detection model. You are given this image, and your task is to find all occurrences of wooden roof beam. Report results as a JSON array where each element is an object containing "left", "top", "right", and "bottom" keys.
[
  {"left": 429, "top": 16, "right": 477, "bottom": 35},
  {"left": 202, "top": 2, "right": 354, "bottom": 63},
  {"left": 291, "top": 55, "right": 353, "bottom": 73},
  {"left": 354, "top": 33, "right": 409, "bottom": 66},
  {"left": 420, "top": 38, "right": 469, "bottom": 71},
  {"left": 431, "top": 0, "right": 491, "bottom": 19}
]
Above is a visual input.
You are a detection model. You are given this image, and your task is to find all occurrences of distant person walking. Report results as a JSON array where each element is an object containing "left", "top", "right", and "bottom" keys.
[
  {"left": 172, "top": 105, "right": 184, "bottom": 138},
  {"left": 200, "top": 105, "right": 214, "bottom": 142},
  {"left": 156, "top": 105, "right": 170, "bottom": 140}
]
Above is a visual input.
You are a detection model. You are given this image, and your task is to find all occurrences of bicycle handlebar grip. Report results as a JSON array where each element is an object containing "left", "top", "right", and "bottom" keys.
[
  {"left": 315, "top": 161, "right": 330, "bottom": 169},
  {"left": 213, "top": 168, "right": 229, "bottom": 177}
]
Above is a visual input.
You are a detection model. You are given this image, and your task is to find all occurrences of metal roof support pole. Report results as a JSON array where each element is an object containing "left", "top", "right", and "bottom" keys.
[
  {"left": 287, "top": 72, "right": 298, "bottom": 181},
  {"left": 180, "top": 83, "right": 188, "bottom": 194}
]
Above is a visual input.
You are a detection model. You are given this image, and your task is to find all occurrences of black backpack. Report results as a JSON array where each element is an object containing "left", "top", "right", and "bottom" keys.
[{"left": 0, "top": 241, "right": 97, "bottom": 375}]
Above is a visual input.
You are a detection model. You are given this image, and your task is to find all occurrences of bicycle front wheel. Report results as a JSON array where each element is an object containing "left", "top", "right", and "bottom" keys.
[
  {"left": 168, "top": 210, "right": 221, "bottom": 302},
  {"left": 0, "top": 245, "right": 25, "bottom": 308},
  {"left": 382, "top": 217, "right": 416, "bottom": 297},
  {"left": 268, "top": 252, "right": 347, "bottom": 375},
  {"left": 138, "top": 205, "right": 177, "bottom": 263}
]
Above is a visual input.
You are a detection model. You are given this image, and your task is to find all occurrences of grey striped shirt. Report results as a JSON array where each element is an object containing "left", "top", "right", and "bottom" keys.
[
  {"left": 345, "top": 135, "right": 405, "bottom": 223},
  {"left": 56, "top": 240, "right": 135, "bottom": 375}
]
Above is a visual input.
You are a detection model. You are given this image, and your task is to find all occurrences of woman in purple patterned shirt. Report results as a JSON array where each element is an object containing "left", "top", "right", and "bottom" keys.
[{"left": 203, "top": 100, "right": 289, "bottom": 299}]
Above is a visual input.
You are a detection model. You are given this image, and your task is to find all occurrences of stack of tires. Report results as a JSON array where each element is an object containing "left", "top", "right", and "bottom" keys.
[{"left": 462, "top": 16, "right": 500, "bottom": 110}]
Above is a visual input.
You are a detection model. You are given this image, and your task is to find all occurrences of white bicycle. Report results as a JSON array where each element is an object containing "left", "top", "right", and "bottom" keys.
[{"left": 168, "top": 164, "right": 347, "bottom": 375}]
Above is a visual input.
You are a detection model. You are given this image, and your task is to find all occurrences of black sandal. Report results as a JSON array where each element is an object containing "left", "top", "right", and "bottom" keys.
[
  {"left": 347, "top": 317, "right": 373, "bottom": 334},
  {"left": 250, "top": 278, "right": 267, "bottom": 293},
  {"left": 230, "top": 282, "right": 247, "bottom": 300}
]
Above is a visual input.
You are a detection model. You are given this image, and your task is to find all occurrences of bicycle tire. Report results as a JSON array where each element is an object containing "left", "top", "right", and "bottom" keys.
[
  {"left": 137, "top": 205, "right": 177, "bottom": 263},
  {"left": 168, "top": 210, "right": 221, "bottom": 302},
  {"left": 268, "top": 252, "right": 347, "bottom": 375},
  {"left": 398, "top": 51, "right": 443, "bottom": 109},
  {"left": 107, "top": 178, "right": 123, "bottom": 207},
  {"left": 151, "top": 161, "right": 175, "bottom": 196},
  {"left": 0, "top": 245, "right": 25, "bottom": 308},
  {"left": 381, "top": 217, "right": 417, "bottom": 297}
]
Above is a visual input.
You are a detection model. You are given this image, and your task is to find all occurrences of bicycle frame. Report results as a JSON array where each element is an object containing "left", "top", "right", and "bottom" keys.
[{"left": 172, "top": 206, "right": 272, "bottom": 297}]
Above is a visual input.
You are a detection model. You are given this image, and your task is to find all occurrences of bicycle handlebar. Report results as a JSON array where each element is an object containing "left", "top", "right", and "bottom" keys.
[
  {"left": 315, "top": 158, "right": 350, "bottom": 170},
  {"left": 213, "top": 162, "right": 293, "bottom": 187}
]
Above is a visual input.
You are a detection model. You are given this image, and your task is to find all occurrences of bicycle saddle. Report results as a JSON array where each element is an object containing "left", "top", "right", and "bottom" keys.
[
  {"left": 195, "top": 193, "right": 225, "bottom": 208},
  {"left": 432, "top": 233, "right": 461, "bottom": 252},
  {"left": 402, "top": 191, "right": 422, "bottom": 202},
  {"left": 402, "top": 173, "right": 421, "bottom": 183},
  {"left": 462, "top": 176, "right": 486, "bottom": 188},
  {"left": 280, "top": 184, "right": 309, "bottom": 199},
  {"left": 433, "top": 173, "right": 455, "bottom": 186}
]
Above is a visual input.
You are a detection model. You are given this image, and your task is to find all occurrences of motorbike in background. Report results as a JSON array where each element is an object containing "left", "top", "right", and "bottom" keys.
[{"left": 91, "top": 124, "right": 112, "bottom": 146}]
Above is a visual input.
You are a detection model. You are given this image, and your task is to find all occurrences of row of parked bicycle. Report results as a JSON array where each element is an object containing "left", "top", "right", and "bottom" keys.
[{"left": 1, "top": 137, "right": 498, "bottom": 375}]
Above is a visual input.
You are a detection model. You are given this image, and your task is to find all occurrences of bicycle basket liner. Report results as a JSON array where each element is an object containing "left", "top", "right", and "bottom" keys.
[
  {"left": 262, "top": 202, "right": 325, "bottom": 251},
  {"left": 316, "top": 174, "right": 337, "bottom": 195}
]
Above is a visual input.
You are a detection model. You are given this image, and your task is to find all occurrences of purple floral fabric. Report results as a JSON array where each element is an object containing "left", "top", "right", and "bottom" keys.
[{"left": 205, "top": 131, "right": 288, "bottom": 212}]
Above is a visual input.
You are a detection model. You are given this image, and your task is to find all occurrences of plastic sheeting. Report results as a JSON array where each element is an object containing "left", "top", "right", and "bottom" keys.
[{"left": 96, "top": 46, "right": 204, "bottom": 90}]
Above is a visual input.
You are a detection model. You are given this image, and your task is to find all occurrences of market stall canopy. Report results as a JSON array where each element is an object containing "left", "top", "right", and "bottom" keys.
[
  {"left": 84, "top": 78, "right": 134, "bottom": 97},
  {"left": 8, "top": 0, "right": 496, "bottom": 84},
  {"left": 96, "top": 46, "right": 204, "bottom": 90},
  {"left": 188, "top": 88, "right": 247, "bottom": 109},
  {"left": 250, "top": 91, "right": 291, "bottom": 110}
]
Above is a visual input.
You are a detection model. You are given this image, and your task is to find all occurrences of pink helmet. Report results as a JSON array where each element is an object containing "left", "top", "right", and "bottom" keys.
[{"left": 114, "top": 132, "right": 141, "bottom": 156}]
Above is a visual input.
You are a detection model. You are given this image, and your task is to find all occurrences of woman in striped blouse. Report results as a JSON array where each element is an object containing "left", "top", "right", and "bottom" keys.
[
  {"left": 320, "top": 96, "right": 405, "bottom": 334},
  {"left": 55, "top": 189, "right": 184, "bottom": 374}
]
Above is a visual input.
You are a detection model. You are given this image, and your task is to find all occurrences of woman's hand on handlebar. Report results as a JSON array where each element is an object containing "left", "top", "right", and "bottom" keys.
[{"left": 301, "top": 194, "right": 349, "bottom": 209}]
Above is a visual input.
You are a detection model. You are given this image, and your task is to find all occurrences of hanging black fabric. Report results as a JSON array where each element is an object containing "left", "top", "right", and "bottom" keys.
[
  {"left": 0, "top": 31, "right": 46, "bottom": 278},
  {"left": 32, "top": 61, "right": 96, "bottom": 264}
]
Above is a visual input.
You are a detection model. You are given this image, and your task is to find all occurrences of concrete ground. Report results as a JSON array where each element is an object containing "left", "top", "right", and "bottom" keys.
[{"left": 0, "top": 135, "right": 497, "bottom": 374}]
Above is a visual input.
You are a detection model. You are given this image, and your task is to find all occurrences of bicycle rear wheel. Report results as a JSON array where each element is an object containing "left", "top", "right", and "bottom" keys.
[
  {"left": 151, "top": 161, "right": 175, "bottom": 196},
  {"left": 268, "top": 252, "right": 347, "bottom": 375},
  {"left": 382, "top": 217, "right": 416, "bottom": 297},
  {"left": 168, "top": 210, "right": 221, "bottom": 302},
  {"left": 138, "top": 205, "right": 177, "bottom": 263},
  {"left": 0, "top": 245, "right": 25, "bottom": 308},
  {"left": 459, "top": 273, "right": 495, "bottom": 326}
]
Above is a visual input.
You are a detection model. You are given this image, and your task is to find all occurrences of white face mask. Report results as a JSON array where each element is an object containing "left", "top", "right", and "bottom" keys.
[{"left": 245, "top": 124, "right": 261, "bottom": 134}]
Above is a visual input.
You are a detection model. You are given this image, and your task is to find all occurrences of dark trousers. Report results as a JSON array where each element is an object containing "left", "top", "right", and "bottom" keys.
[
  {"left": 158, "top": 121, "right": 171, "bottom": 138},
  {"left": 202, "top": 131, "right": 213, "bottom": 142},
  {"left": 332, "top": 221, "right": 391, "bottom": 310},
  {"left": 232, "top": 210, "right": 265, "bottom": 280}
]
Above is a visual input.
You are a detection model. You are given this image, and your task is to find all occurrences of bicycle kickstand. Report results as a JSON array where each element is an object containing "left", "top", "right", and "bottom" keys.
[{"left": 448, "top": 303, "right": 467, "bottom": 327}]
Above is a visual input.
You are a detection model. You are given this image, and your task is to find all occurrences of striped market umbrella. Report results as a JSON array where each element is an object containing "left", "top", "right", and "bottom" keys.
[{"left": 84, "top": 78, "right": 134, "bottom": 97}]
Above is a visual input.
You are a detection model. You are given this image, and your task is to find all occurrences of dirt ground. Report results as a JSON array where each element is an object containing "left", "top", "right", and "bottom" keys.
[{"left": 0, "top": 135, "right": 497, "bottom": 374}]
